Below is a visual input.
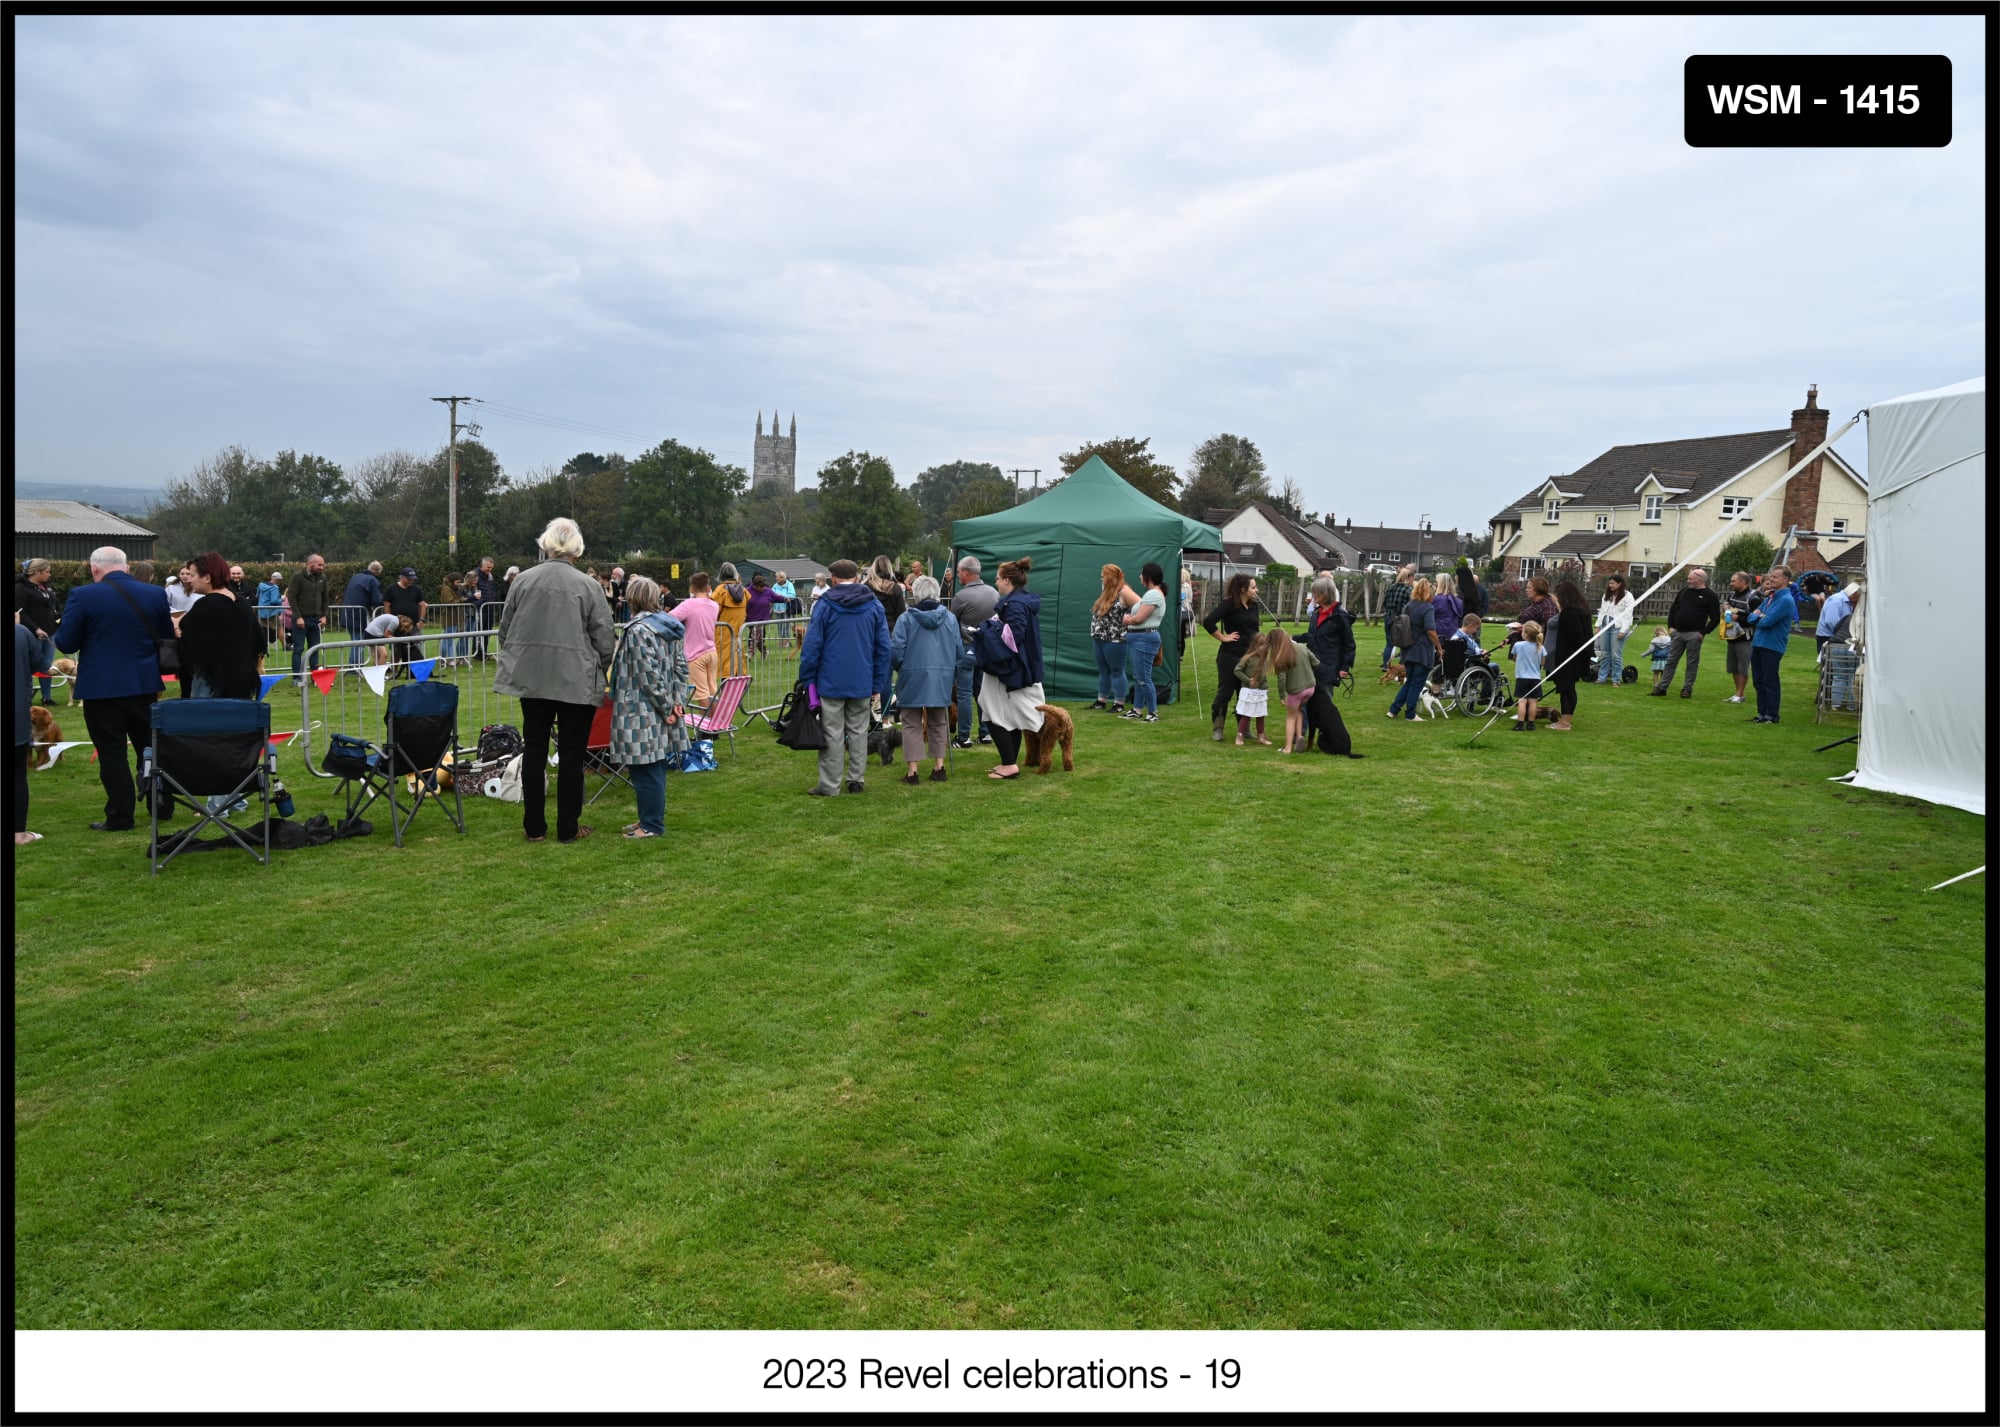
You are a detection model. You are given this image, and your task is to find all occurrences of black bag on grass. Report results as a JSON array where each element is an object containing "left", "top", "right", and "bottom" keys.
[{"left": 773, "top": 682, "right": 826, "bottom": 752}]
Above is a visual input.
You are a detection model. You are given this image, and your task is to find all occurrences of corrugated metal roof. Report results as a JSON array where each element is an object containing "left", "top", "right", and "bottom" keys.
[{"left": 14, "top": 500, "right": 155, "bottom": 537}]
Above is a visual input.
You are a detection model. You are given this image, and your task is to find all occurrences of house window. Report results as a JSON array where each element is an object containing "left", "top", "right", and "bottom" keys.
[
  {"left": 1830, "top": 518, "right": 1849, "bottom": 540},
  {"left": 1643, "top": 495, "right": 1664, "bottom": 523},
  {"left": 1366, "top": 550, "right": 1379, "bottom": 561},
  {"left": 1386, "top": 551, "right": 1401, "bottom": 561},
  {"left": 1594, "top": 514, "right": 1610, "bottom": 533},
  {"left": 1629, "top": 563, "right": 1654, "bottom": 583},
  {"left": 1544, "top": 498, "right": 1562, "bottom": 524},
  {"left": 1721, "top": 497, "right": 1750, "bottom": 519},
  {"left": 1520, "top": 557, "right": 1545, "bottom": 575}
]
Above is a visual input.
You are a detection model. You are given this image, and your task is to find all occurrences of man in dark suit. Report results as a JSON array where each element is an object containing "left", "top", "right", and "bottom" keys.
[{"left": 53, "top": 546, "right": 174, "bottom": 831}]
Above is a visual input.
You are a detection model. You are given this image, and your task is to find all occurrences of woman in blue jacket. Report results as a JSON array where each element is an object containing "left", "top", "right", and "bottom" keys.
[
  {"left": 974, "top": 557, "right": 1045, "bottom": 779},
  {"left": 890, "top": 575, "right": 963, "bottom": 784},
  {"left": 1744, "top": 569, "right": 1798, "bottom": 724}
]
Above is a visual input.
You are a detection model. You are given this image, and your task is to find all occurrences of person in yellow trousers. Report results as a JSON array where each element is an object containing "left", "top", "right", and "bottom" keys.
[{"left": 712, "top": 562, "right": 749, "bottom": 679}]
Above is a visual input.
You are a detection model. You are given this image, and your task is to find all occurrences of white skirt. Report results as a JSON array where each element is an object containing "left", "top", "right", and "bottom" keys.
[
  {"left": 1236, "top": 686, "right": 1269, "bottom": 717},
  {"left": 978, "top": 674, "right": 1046, "bottom": 732}
]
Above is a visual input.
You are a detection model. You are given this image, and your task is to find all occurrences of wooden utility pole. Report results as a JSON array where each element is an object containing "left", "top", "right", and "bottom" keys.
[{"left": 432, "top": 396, "right": 476, "bottom": 558}]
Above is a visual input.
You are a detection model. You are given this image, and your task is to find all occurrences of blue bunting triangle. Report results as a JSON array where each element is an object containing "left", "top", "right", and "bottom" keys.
[
  {"left": 258, "top": 674, "right": 286, "bottom": 701},
  {"left": 411, "top": 658, "right": 437, "bottom": 682}
]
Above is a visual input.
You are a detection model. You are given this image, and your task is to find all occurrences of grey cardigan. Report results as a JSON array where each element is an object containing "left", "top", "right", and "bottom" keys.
[{"left": 494, "top": 557, "right": 616, "bottom": 707}]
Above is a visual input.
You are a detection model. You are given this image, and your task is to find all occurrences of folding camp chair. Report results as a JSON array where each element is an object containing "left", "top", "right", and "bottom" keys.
[
  {"left": 582, "top": 696, "right": 634, "bottom": 807},
  {"left": 687, "top": 674, "right": 750, "bottom": 758},
  {"left": 382, "top": 680, "right": 465, "bottom": 846},
  {"left": 145, "top": 698, "right": 275, "bottom": 875}
]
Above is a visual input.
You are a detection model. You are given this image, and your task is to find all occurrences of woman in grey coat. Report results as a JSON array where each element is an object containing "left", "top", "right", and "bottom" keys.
[
  {"left": 888, "top": 574, "right": 962, "bottom": 784},
  {"left": 607, "top": 575, "right": 692, "bottom": 839},
  {"left": 495, "top": 518, "right": 617, "bottom": 843}
]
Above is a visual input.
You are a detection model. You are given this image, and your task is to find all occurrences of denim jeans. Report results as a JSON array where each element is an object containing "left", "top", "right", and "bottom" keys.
[
  {"left": 1388, "top": 661, "right": 1428, "bottom": 718},
  {"left": 1125, "top": 629, "right": 1161, "bottom": 714},
  {"left": 1594, "top": 625, "right": 1629, "bottom": 683},
  {"left": 290, "top": 619, "right": 323, "bottom": 676},
  {"left": 1751, "top": 647, "right": 1784, "bottom": 721},
  {"left": 1092, "top": 638, "right": 1128, "bottom": 702},
  {"left": 345, "top": 613, "right": 369, "bottom": 665},
  {"left": 29, "top": 631, "right": 55, "bottom": 699},
  {"left": 629, "top": 758, "right": 667, "bottom": 834},
  {"left": 953, "top": 653, "right": 979, "bottom": 740}
]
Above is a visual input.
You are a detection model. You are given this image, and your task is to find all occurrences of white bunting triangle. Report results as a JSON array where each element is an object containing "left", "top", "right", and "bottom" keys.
[
  {"left": 32, "top": 741, "right": 92, "bottom": 769},
  {"left": 358, "top": 664, "right": 389, "bottom": 697}
]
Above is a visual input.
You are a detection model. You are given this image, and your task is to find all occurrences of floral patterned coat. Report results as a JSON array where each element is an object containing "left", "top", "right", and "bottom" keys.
[{"left": 609, "top": 613, "right": 694, "bottom": 766}]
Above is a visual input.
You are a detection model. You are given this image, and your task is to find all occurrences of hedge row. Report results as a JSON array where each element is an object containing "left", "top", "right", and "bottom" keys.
[{"left": 25, "top": 554, "right": 710, "bottom": 607}]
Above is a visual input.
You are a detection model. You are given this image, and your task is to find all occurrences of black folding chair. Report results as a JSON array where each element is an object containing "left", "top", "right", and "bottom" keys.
[
  {"left": 320, "top": 681, "right": 466, "bottom": 847},
  {"left": 382, "top": 680, "right": 466, "bottom": 847},
  {"left": 146, "top": 698, "right": 275, "bottom": 876}
]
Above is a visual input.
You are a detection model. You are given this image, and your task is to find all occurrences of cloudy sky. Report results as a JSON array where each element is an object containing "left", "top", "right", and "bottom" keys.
[{"left": 13, "top": 14, "right": 1986, "bottom": 533}]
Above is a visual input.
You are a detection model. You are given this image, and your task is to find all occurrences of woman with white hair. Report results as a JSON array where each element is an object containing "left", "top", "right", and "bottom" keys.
[
  {"left": 889, "top": 574, "right": 960, "bottom": 783},
  {"left": 495, "top": 518, "right": 617, "bottom": 844}
]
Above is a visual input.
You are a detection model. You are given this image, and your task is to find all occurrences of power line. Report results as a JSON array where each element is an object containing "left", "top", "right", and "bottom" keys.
[{"left": 471, "top": 399, "right": 652, "bottom": 444}]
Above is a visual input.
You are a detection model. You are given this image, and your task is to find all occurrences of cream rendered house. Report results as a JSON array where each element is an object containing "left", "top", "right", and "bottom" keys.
[{"left": 1489, "top": 388, "right": 1866, "bottom": 582}]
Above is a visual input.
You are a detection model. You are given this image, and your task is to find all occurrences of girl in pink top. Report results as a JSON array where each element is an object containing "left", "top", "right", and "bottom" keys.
[{"left": 669, "top": 573, "right": 721, "bottom": 702}]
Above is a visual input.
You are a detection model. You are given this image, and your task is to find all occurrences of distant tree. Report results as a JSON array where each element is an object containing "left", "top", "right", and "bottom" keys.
[
  {"left": 561, "top": 451, "right": 630, "bottom": 553},
  {"left": 1715, "top": 530, "right": 1777, "bottom": 578},
  {"left": 912, "top": 460, "right": 1006, "bottom": 533},
  {"left": 811, "top": 450, "right": 920, "bottom": 564},
  {"left": 486, "top": 465, "right": 574, "bottom": 559},
  {"left": 624, "top": 439, "right": 746, "bottom": 571},
  {"left": 149, "top": 445, "right": 364, "bottom": 560},
  {"left": 1060, "top": 436, "right": 1178, "bottom": 508},
  {"left": 1270, "top": 476, "right": 1306, "bottom": 522},
  {"left": 731, "top": 486, "right": 819, "bottom": 555},
  {"left": 942, "top": 475, "right": 1016, "bottom": 543},
  {"left": 1178, "top": 432, "right": 1268, "bottom": 518}
]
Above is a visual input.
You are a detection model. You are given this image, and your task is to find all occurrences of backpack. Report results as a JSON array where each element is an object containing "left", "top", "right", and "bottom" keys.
[
  {"left": 477, "top": 723, "right": 523, "bottom": 762},
  {"left": 1388, "top": 610, "right": 1415, "bottom": 652}
]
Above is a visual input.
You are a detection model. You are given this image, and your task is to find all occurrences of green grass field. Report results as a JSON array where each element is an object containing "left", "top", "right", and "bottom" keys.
[{"left": 12, "top": 640, "right": 1986, "bottom": 1328}]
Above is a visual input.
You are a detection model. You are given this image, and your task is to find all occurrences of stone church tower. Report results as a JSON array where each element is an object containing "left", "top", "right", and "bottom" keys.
[{"left": 753, "top": 410, "right": 797, "bottom": 493}]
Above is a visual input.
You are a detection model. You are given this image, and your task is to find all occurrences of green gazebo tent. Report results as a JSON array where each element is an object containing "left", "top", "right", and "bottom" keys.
[{"left": 950, "top": 456, "right": 1222, "bottom": 703}]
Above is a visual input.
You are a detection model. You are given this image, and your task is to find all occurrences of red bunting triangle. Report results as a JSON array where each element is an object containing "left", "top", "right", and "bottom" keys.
[{"left": 310, "top": 668, "right": 338, "bottom": 696}]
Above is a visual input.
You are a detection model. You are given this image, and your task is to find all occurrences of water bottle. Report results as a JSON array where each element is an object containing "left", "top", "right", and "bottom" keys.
[{"left": 272, "top": 778, "right": 295, "bottom": 817}]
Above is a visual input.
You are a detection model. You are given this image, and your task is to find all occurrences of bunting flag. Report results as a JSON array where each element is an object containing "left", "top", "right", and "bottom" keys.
[
  {"left": 267, "top": 731, "right": 298, "bottom": 747},
  {"left": 258, "top": 674, "right": 287, "bottom": 701},
  {"left": 310, "top": 667, "right": 339, "bottom": 696},
  {"left": 31, "top": 741, "right": 93, "bottom": 769},
  {"left": 358, "top": 664, "right": 389, "bottom": 697},
  {"left": 410, "top": 658, "right": 437, "bottom": 682}
]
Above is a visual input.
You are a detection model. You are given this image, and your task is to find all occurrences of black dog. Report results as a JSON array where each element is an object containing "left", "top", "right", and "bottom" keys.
[
  {"left": 1301, "top": 684, "right": 1363, "bottom": 758},
  {"left": 868, "top": 724, "right": 902, "bottom": 765}
]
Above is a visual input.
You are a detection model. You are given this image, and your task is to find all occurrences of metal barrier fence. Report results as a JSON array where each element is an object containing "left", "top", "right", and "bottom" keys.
[{"left": 320, "top": 603, "right": 482, "bottom": 660}]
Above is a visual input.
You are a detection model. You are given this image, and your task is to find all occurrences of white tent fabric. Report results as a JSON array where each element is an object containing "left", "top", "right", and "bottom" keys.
[{"left": 1850, "top": 376, "right": 1985, "bottom": 816}]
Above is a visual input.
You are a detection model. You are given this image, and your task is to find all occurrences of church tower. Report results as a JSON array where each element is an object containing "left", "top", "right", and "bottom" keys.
[{"left": 753, "top": 410, "right": 798, "bottom": 493}]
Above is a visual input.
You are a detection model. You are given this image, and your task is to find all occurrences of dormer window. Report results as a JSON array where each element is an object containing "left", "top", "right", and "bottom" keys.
[
  {"left": 1643, "top": 495, "right": 1664, "bottom": 523},
  {"left": 1594, "top": 514, "right": 1610, "bottom": 533},
  {"left": 1543, "top": 498, "right": 1563, "bottom": 524}
]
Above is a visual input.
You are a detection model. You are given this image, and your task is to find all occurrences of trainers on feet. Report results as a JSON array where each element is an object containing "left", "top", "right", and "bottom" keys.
[{"left": 1143, "top": 713, "right": 1159, "bottom": 722}]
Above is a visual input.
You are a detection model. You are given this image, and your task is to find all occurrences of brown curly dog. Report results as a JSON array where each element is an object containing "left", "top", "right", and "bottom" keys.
[{"left": 1021, "top": 704, "right": 1075, "bottom": 773}]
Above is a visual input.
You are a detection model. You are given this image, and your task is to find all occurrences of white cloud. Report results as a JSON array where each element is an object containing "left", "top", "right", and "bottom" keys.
[{"left": 12, "top": 14, "right": 1985, "bottom": 525}]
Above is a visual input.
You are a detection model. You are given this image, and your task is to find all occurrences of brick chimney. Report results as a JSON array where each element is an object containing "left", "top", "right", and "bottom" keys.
[{"left": 1780, "top": 385, "right": 1830, "bottom": 571}]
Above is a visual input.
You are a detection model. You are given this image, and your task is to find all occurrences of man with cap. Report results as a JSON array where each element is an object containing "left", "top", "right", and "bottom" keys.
[{"left": 384, "top": 566, "right": 429, "bottom": 675}]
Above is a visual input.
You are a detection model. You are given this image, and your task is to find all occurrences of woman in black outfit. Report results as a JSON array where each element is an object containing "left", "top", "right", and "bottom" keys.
[
  {"left": 1546, "top": 579, "right": 1593, "bottom": 732},
  {"left": 1201, "top": 572, "right": 1260, "bottom": 741},
  {"left": 176, "top": 551, "right": 263, "bottom": 700}
]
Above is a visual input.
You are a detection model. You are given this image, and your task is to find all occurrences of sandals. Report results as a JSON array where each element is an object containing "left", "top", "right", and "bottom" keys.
[
  {"left": 621, "top": 827, "right": 661, "bottom": 839},
  {"left": 987, "top": 769, "right": 1020, "bottom": 780},
  {"left": 559, "top": 825, "right": 594, "bottom": 843},
  {"left": 1235, "top": 734, "right": 1246, "bottom": 746},
  {"left": 1255, "top": 736, "right": 1273, "bottom": 746}
]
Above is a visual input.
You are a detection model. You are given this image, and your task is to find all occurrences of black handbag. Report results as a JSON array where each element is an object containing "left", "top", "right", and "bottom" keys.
[
  {"left": 107, "top": 574, "right": 181, "bottom": 675},
  {"left": 773, "top": 682, "right": 827, "bottom": 751}
]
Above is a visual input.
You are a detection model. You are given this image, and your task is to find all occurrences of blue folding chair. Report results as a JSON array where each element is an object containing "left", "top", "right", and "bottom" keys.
[{"left": 145, "top": 698, "right": 275, "bottom": 876}]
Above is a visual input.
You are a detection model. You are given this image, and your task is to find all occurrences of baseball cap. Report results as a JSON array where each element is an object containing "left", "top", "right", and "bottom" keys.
[{"left": 401, "top": 567, "right": 418, "bottom": 578}]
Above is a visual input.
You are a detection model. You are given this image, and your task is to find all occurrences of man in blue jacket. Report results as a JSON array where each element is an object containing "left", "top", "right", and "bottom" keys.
[
  {"left": 53, "top": 546, "right": 174, "bottom": 830},
  {"left": 796, "top": 558, "right": 891, "bottom": 796},
  {"left": 1744, "top": 566, "right": 1798, "bottom": 725},
  {"left": 341, "top": 561, "right": 387, "bottom": 665}
]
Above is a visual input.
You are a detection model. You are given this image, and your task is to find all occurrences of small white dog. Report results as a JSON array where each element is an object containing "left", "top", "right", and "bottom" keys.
[{"left": 1417, "top": 687, "right": 1451, "bottom": 719}]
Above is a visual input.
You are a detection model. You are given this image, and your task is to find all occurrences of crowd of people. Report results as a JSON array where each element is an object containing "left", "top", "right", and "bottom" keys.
[{"left": 15, "top": 527, "right": 1861, "bottom": 849}]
